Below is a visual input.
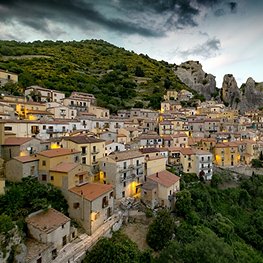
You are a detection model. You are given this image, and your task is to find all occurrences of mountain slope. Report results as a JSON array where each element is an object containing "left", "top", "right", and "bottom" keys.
[{"left": 0, "top": 40, "right": 192, "bottom": 112}]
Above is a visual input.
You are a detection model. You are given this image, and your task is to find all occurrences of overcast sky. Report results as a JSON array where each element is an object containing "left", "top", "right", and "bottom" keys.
[{"left": 0, "top": 0, "right": 262, "bottom": 87}]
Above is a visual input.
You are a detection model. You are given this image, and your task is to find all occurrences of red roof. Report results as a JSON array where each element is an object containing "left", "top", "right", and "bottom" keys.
[
  {"left": 26, "top": 208, "right": 70, "bottom": 233},
  {"left": 70, "top": 183, "right": 113, "bottom": 201},
  {"left": 3, "top": 137, "right": 33, "bottom": 146},
  {"left": 13, "top": 156, "right": 39, "bottom": 163},
  {"left": 50, "top": 162, "right": 79, "bottom": 173},
  {"left": 148, "top": 170, "right": 180, "bottom": 188},
  {"left": 38, "top": 148, "right": 80, "bottom": 158}
]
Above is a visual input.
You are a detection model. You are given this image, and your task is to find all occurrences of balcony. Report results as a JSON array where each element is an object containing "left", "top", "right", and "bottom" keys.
[
  {"left": 120, "top": 173, "right": 135, "bottom": 183},
  {"left": 117, "top": 165, "right": 130, "bottom": 172},
  {"left": 92, "top": 160, "right": 98, "bottom": 165},
  {"left": 91, "top": 149, "right": 100, "bottom": 154},
  {"left": 46, "top": 129, "right": 66, "bottom": 134},
  {"left": 129, "top": 164, "right": 134, "bottom": 169},
  {"left": 136, "top": 171, "right": 144, "bottom": 177},
  {"left": 102, "top": 200, "right": 109, "bottom": 208},
  {"left": 134, "top": 163, "right": 143, "bottom": 168}
]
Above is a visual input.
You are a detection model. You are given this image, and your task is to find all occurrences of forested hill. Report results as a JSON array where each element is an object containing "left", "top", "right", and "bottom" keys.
[{"left": 0, "top": 39, "right": 194, "bottom": 112}]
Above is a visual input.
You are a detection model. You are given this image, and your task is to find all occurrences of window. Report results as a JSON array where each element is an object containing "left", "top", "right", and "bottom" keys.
[
  {"left": 73, "top": 202, "right": 80, "bottom": 209},
  {"left": 50, "top": 176, "right": 54, "bottom": 181},
  {"left": 4, "top": 126, "right": 12, "bottom": 131},
  {"left": 75, "top": 156, "right": 79, "bottom": 162},
  {"left": 122, "top": 191, "right": 125, "bottom": 198},
  {"left": 136, "top": 160, "right": 139, "bottom": 166},
  {"left": 123, "top": 182, "right": 126, "bottom": 187},
  {"left": 93, "top": 146, "right": 96, "bottom": 153},
  {"left": 123, "top": 173, "right": 126, "bottom": 179},
  {"left": 82, "top": 157, "right": 86, "bottom": 164},
  {"left": 37, "top": 258, "right": 42, "bottom": 263},
  {"left": 62, "top": 224, "right": 64, "bottom": 229},
  {"left": 42, "top": 160, "right": 46, "bottom": 166},
  {"left": 42, "top": 174, "right": 47, "bottom": 181},
  {"left": 124, "top": 162, "right": 127, "bottom": 169},
  {"left": 201, "top": 157, "right": 204, "bottom": 161},
  {"left": 81, "top": 146, "right": 87, "bottom": 154},
  {"left": 62, "top": 235, "right": 67, "bottom": 246},
  {"left": 102, "top": 196, "right": 108, "bottom": 208},
  {"left": 110, "top": 191, "right": 114, "bottom": 198},
  {"left": 43, "top": 125, "right": 46, "bottom": 130}
]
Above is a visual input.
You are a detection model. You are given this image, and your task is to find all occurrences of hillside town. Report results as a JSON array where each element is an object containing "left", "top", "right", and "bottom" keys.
[{"left": 1, "top": 69, "right": 263, "bottom": 262}]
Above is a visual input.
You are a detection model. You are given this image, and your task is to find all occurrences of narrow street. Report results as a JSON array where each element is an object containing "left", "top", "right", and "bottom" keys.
[{"left": 53, "top": 214, "right": 120, "bottom": 263}]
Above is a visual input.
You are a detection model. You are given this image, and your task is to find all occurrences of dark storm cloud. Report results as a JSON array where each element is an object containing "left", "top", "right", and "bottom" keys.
[
  {"left": 0, "top": 0, "right": 238, "bottom": 38},
  {"left": 179, "top": 38, "right": 221, "bottom": 59},
  {"left": 229, "top": 2, "right": 237, "bottom": 13}
]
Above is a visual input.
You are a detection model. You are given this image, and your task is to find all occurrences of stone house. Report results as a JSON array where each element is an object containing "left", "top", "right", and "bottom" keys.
[
  {"left": 142, "top": 170, "right": 180, "bottom": 209},
  {"left": 67, "top": 183, "right": 114, "bottom": 235},
  {"left": 5, "top": 156, "right": 39, "bottom": 182},
  {"left": 37, "top": 148, "right": 80, "bottom": 182},
  {"left": 99, "top": 150, "right": 145, "bottom": 199},
  {"left": 1, "top": 137, "right": 41, "bottom": 161},
  {"left": 26, "top": 208, "right": 72, "bottom": 261}
]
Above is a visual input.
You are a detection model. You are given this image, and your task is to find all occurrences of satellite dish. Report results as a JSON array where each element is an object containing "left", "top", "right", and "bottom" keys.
[{"left": 27, "top": 147, "right": 32, "bottom": 151}]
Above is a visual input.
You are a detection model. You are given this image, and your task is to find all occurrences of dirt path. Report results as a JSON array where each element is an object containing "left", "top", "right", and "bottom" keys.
[{"left": 123, "top": 223, "right": 150, "bottom": 251}]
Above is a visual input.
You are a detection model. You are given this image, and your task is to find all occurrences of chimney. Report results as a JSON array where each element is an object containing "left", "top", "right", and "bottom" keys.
[{"left": 156, "top": 172, "right": 158, "bottom": 178}]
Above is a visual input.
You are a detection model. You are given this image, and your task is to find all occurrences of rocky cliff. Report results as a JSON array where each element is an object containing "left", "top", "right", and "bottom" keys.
[
  {"left": 221, "top": 74, "right": 263, "bottom": 112},
  {"left": 174, "top": 60, "right": 217, "bottom": 100}
]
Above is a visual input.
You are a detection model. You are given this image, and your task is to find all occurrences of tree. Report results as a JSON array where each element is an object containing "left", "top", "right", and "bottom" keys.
[
  {"left": 211, "top": 173, "right": 223, "bottom": 188},
  {"left": 146, "top": 209, "right": 175, "bottom": 251},
  {"left": 157, "top": 227, "right": 235, "bottom": 263},
  {"left": 175, "top": 190, "right": 192, "bottom": 217},
  {"left": 29, "top": 89, "right": 42, "bottom": 102},
  {"left": 134, "top": 66, "right": 145, "bottom": 77},
  {"left": 84, "top": 231, "right": 140, "bottom": 263},
  {"left": 0, "top": 214, "right": 14, "bottom": 234},
  {"left": 251, "top": 159, "right": 263, "bottom": 168}
]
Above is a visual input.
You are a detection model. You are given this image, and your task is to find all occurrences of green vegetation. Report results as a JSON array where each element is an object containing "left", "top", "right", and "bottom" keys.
[
  {"left": 0, "top": 40, "right": 191, "bottom": 112},
  {"left": 83, "top": 231, "right": 152, "bottom": 263},
  {"left": 86, "top": 173, "right": 263, "bottom": 262},
  {"left": 0, "top": 177, "right": 68, "bottom": 229},
  {"left": 146, "top": 209, "right": 174, "bottom": 251}
]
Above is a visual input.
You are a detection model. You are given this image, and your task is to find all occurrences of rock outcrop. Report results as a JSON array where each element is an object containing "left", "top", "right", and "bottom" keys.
[
  {"left": 221, "top": 74, "right": 263, "bottom": 112},
  {"left": 221, "top": 74, "right": 241, "bottom": 109},
  {"left": 174, "top": 60, "right": 217, "bottom": 100}
]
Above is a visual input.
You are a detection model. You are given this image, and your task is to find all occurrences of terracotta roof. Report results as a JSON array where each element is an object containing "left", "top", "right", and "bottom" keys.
[
  {"left": 117, "top": 134, "right": 127, "bottom": 137},
  {"left": 25, "top": 238, "right": 51, "bottom": 262},
  {"left": 216, "top": 142, "right": 239, "bottom": 148},
  {"left": 148, "top": 170, "right": 180, "bottom": 188},
  {"left": 13, "top": 156, "right": 39, "bottom": 163},
  {"left": 3, "top": 137, "right": 33, "bottom": 146},
  {"left": 65, "top": 135, "right": 105, "bottom": 144},
  {"left": 140, "top": 148, "right": 162, "bottom": 154},
  {"left": 50, "top": 162, "right": 79, "bottom": 173},
  {"left": 193, "top": 149, "right": 212, "bottom": 155},
  {"left": 69, "top": 183, "right": 113, "bottom": 201},
  {"left": 108, "top": 150, "right": 143, "bottom": 162},
  {"left": 27, "top": 110, "right": 53, "bottom": 115},
  {"left": 26, "top": 208, "right": 70, "bottom": 233},
  {"left": 142, "top": 180, "right": 157, "bottom": 190},
  {"left": 179, "top": 147, "right": 195, "bottom": 155},
  {"left": 38, "top": 148, "right": 80, "bottom": 158}
]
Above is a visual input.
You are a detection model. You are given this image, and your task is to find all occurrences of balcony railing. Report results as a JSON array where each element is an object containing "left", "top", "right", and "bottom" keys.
[
  {"left": 92, "top": 160, "right": 98, "bottom": 165},
  {"left": 91, "top": 149, "right": 100, "bottom": 154},
  {"left": 120, "top": 173, "right": 135, "bottom": 183},
  {"left": 134, "top": 163, "right": 143, "bottom": 168}
]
